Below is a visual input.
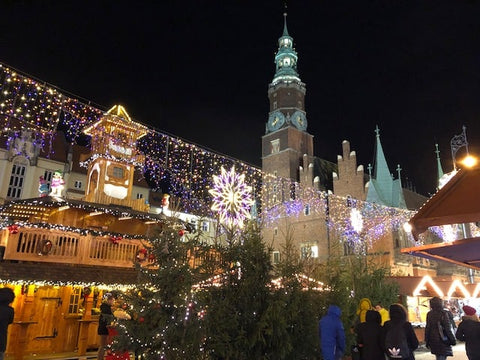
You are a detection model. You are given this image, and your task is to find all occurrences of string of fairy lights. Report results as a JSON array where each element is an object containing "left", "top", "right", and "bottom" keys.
[
  {"left": 0, "top": 63, "right": 263, "bottom": 214},
  {"left": 0, "top": 62, "right": 427, "bottom": 249}
]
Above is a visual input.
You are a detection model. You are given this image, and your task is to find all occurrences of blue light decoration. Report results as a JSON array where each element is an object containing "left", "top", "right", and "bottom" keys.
[{"left": 0, "top": 63, "right": 263, "bottom": 215}]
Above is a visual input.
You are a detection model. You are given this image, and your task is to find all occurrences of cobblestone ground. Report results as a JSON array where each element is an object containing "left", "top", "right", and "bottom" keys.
[{"left": 414, "top": 343, "right": 468, "bottom": 360}]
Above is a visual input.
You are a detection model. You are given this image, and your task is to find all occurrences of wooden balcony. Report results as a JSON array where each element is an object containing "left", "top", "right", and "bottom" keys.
[{"left": 0, "top": 227, "right": 145, "bottom": 268}]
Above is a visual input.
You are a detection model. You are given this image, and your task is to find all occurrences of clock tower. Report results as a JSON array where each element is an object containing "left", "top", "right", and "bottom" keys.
[{"left": 262, "top": 13, "right": 314, "bottom": 182}]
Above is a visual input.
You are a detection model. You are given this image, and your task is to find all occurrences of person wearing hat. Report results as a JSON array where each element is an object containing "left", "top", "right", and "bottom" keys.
[
  {"left": 456, "top": 305, "right": 480, "bottom": 360},
  {"left": 0, "top": 288, "right": 15, "bottom": 360}
]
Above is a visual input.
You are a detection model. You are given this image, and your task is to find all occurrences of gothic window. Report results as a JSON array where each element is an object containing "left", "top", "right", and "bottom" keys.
[
  {"left": 7, "top": 160, "right": 27, "bottom": 199},
  {"left": 74, "top": 180, "right": 82, "bottom": 189},
  {"left": 273, "top": 101, "right": 277, "bottom": 109},
  {"left": 271, "top": 139, "right": 280, "bottom": 154}
]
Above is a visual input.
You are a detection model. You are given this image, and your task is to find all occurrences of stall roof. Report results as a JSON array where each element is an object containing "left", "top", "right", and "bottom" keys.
[
  {"left": 408, "top": 166, "right": 480, "bottom": 239},
  {"left": 402, "top": 166, "right": 480, "bottom": 270}
]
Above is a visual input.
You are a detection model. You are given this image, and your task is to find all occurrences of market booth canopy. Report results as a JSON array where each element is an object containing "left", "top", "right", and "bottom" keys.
[{"left": 402, "top": 166, "right": 480, "bottom": 271}]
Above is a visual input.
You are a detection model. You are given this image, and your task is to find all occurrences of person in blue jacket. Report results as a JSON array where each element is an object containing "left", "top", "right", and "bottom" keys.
[{"left": 319, "top": 304, "right": 346, "bottom": 360}]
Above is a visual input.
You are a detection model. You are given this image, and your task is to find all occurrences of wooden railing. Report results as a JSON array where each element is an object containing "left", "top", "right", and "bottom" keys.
[{"left": 0, "top": 227, "right": 145, "bottom": 268}]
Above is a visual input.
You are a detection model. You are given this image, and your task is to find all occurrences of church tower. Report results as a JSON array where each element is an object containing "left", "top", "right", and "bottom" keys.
[{"left": 262, "top": 13, "right": 314, "bottom": 182}]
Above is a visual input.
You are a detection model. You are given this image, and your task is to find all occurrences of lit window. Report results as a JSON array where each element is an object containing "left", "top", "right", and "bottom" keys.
[
  {"left": 74, "top": 180, "right": 82, "bottom": 189},
  {"left": 7, "top": 162, "right": 26, "bottom": 199},
  {"left": 301, "top": 244, "right": 318, "bottom": 259},
  {"left": 271, "top": 139, "right": 280, "bottom": 154}
]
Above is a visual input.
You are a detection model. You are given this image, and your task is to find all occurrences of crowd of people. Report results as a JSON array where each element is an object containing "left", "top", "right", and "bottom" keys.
[{"left": 318, "top": 297, "right": 480, "bottom": 360}]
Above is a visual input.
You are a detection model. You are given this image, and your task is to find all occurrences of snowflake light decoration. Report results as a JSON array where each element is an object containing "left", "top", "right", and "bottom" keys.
[{"left": 209, "top": 167, "right": 254, "bottom": 228}]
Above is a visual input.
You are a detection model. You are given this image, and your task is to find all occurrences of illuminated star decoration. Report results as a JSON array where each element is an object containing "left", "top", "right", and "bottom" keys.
[{"left": 209, "top": 167, "right": 254, "bottom": 229}]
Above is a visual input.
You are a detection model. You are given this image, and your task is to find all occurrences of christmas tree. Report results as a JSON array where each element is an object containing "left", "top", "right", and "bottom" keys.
[{"left": 110, "top": 217, "right": 211, "bottom": 360}]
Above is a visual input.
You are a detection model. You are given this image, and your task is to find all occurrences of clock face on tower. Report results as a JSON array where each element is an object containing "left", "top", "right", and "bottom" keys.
[
  {"left": 267, "top": 111, "right": 286, "bottom": 132},
  {"left": 291, "top": 111, "right": 307, "bottom": 131}
]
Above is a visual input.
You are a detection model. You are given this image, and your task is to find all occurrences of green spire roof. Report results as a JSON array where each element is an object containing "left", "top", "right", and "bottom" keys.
[
  {"left": 366, "top": 126, "right": 406, "bottom": 208},
  {"left": 272, "top": 12, "right": 300, "bottom": 85},
  {"left": 435, "top": 143, "right": 444, "bottom": 185}
]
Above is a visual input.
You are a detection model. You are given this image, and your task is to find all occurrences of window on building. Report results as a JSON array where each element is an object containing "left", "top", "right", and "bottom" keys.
[
  {"left": 7, "top": 162, "right": 26, "bottom": 199},
  {"left": 300, "top": 244, "right": 318, "bottom": 259},
  {"left": 74, "top": 180, "right": 82, "bottom": 189},
  {"left": 44, "top": 170, "right": 53, "bottom": 192},
  {"left": 343, "top": 241, "right": 354, "bottom": 256},
  {"left": 189, "top": 219, "right": 198, "bottom": 232},
  {"left": 68, "top": 287, "right": 82, "bottom": 314},
  {"left": 136, "top": 193, "right": 143, "bottom": 199},
  {"left": 112, "top": 166, "right": 124, "bottom": 178},
  {"left": 201, "top": 221, "right": 209, "bottom": 232},
  {"left": 273, "top": 101, "right": 277, "bottom": 109},
  {"left": 274, "top": 227, "right": 278, "bottom": 236},
  {"left": 304, "top": 204, "right": 311, "bottom": 216},
  {"left": 272, "top": 251, "right": 280, "bottom": 264},
  {"left": 271, "top": 139, "right": 280, "bottom": 154}
]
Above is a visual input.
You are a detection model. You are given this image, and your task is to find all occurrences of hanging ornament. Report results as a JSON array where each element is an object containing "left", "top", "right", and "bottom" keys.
[
  {"left": 138, "top": 316, "right": 145, "bottom": 323},
  {"left": 136, "top": 248, "right": 148, "bottom": 263},
  {"left": 8, "top": 224, "right": 19, "bottom": 234},
  {"left": 178, "top": 229, "right": 185, "bottom": 237},
  {"left": 109, "top": 236, "right": 122, "bottom": 244}
]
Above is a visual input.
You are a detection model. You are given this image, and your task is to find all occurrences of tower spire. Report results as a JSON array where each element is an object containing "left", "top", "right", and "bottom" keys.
[
  {"left": 272, "top": 12, "right": 300, "bottom": 85},
  {"left": 435, "top": 143, "right": 444, "bottom": 185},
  {"left": 283, "top": 11, "right": 289, "bottom": 37}
]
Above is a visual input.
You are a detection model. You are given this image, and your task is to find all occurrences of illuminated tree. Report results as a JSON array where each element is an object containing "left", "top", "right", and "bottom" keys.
[{"left": 110, "top": 218, "right": 210, "bottom": 360}]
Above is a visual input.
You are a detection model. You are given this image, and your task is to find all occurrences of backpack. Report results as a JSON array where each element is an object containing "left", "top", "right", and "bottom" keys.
[{"left": 385, "top": 322, "right": 410, "bottom": 359}]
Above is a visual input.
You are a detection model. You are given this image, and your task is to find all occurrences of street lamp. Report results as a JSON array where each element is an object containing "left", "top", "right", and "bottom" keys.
[{"left": 460, "top": 154, "right": 478, "bottom": 168}]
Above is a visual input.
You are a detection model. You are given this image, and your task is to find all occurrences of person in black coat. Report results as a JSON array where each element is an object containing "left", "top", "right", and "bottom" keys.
[
  {"left": 97, "top": 293, "right": 115, "bottom": 360},
  {"left": 455, "top": 305, "right": 480, "bottom": 360},
  {"left": 0, "top": 288, "right": 15, "bottom": 360},
  {"left": 356, "top": 309, "right": 385, "bottom": 360},
  {"left": 425, "top": 297, "right": 455, "bottom": 360},
  {"left": 383, "top": 303, "right": 418, "bottom": 360}
]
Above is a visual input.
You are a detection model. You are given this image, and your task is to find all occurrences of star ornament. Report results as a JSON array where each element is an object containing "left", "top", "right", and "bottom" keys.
[{"left": 209, "top": 167, "right": 255, "bottom": 228}]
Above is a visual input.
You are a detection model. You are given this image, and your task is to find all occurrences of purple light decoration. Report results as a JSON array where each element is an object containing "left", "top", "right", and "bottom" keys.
[{"left": 209, "top": 167, "right": 254, "bottom": 229}]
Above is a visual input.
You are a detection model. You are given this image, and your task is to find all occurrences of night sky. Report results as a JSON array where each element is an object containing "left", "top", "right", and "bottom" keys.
[{"left": 2, "top": 1, "right": 480, "bottom": 196}]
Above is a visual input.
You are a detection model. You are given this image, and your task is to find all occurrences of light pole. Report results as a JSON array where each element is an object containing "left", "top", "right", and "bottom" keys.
[{"left": 450, "top": 126, "right": 477, "bottom": 283}]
